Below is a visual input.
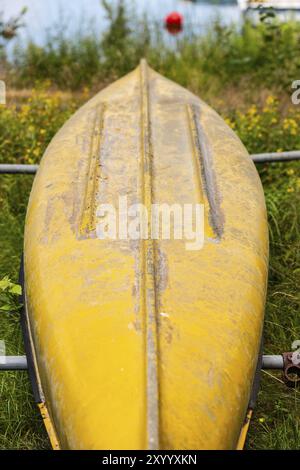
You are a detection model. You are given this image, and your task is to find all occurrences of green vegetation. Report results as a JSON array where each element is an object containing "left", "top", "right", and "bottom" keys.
[{"left": 0, "top": 1, "right": 299, "bottom": 449}]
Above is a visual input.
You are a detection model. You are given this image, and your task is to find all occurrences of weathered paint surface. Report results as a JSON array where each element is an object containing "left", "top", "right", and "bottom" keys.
[{"left": 24, "top": 61, "right": 269, "bottom": 450}]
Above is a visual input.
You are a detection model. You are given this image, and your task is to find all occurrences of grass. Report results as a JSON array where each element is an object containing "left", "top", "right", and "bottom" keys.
[{"left": 0, "top": 1, "right": 299, "bottom": 450}]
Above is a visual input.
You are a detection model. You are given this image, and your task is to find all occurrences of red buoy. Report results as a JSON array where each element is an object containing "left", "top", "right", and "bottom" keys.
[{"left": 165, "top": 11, "right": 183, "bottom": 35}]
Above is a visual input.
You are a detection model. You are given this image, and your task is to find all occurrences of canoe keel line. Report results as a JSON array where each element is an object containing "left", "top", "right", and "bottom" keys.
[{"left": 2, "top": 61, "right": 274, "bottom": 449}]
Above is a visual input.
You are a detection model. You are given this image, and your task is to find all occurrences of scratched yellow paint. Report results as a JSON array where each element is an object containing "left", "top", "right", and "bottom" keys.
[{"left": 24, "top": 61, "right": 268, "bottom": 450}]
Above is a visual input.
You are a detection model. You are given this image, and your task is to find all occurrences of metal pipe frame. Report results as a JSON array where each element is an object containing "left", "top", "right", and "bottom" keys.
[
  {"left": 251, "top": 151, "right": 300, "bottom": 163},
  {"left": 262, "top": 355, "right": 284, "bottom": 370},
  {"left": 0, "top": 151, "right": 299, "bottom": 175}
]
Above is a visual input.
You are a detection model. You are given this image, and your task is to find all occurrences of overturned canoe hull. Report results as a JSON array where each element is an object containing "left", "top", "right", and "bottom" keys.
[{"left": 24, "top": 61, "right": 268, "bottom": 450}]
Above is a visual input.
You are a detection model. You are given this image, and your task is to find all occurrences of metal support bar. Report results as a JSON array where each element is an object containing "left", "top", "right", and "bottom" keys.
[
  {"left": 0, "top": 151, "right": 299, "bottom": 175},
  {"left": 0, "top": 356, "right": 28, "bottom": 370},
  {"left": 262, "top": 353, "right": 300, "bottom": 387},
  {"left": 262, "top": 354, "right": 284, "bottom": 370},
  {"left": 252, "top": 151, "right": 300, "bottom": 163},
  {"left": 0, "top": 164, "right": 38, "bottom": 174}
]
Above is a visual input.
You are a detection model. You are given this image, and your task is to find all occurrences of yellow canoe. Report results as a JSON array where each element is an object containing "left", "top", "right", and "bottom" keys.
[{"left": 23, "top": 60, "right": 268, "bottom": 450}]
